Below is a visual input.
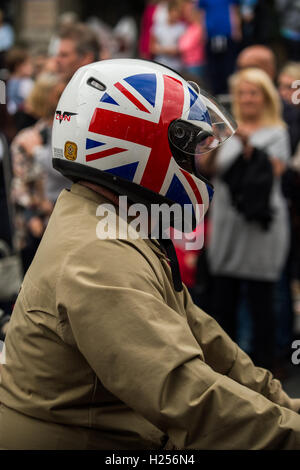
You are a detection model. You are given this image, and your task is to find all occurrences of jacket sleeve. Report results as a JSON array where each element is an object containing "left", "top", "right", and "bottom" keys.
[
  {"left": 183, "top": 286, "right": 296, "bottom": 411},
  {"left": 57, "top": 239, "right": 300, "bottom": 449}
]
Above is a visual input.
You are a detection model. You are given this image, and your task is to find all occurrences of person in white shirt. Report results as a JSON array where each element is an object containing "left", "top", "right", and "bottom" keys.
[{"left": 150, "top": 0, "right": 186, "bottom": 72}]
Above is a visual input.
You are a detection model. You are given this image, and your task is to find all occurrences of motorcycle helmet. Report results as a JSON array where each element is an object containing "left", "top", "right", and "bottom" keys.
[{"left": 52, "top": 58, "right": 237, "bottom": 231}]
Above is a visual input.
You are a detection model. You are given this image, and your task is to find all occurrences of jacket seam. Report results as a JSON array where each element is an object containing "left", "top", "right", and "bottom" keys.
[{"left": 88, "top": 373, "right": 99, "bottom": 429}]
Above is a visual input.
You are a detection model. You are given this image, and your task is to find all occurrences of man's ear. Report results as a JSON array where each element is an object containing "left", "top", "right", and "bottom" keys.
[{"left": 80, "top": 52, "right": 98, "bottom": 67}]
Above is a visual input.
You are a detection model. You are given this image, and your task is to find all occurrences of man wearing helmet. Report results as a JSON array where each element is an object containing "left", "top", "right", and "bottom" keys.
[{"left": 0, "top": 59, "right": 300, "bottom": 450}]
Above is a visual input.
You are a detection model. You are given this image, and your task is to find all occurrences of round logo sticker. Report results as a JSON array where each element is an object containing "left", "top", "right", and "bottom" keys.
[{"left": 64, "top": 141, "right": 77, "bottom": 161}]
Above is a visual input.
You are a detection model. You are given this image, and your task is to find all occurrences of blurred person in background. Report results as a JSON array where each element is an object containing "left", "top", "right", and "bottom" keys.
[
  {"left": 236, "top": 57, "right": 300, "bottom": 375},
  {"left": 286, "top": 141, "right": 300, "bottom": 285},
  {"left": 150, "top": 0, "right": 186, "bottom": 72},
  {"left": 141, "top": 0, "right": 181, "bottom": 60},
  {"left": 178, "top": 0, "right": 206, "bottom": 82},
  {"left": 153, "top": 0, "right": 170, "bottom": 26},
  {"left": 0, "top": 8, "right": 14, "bottom": 69},
  {"left": 5, "top": 47, "right": 34, "bottom": 131},
  {"left": 0, "top": 95, "right": 15, "bottom": 143},
  {"left": 10, "top": 73, "right": 68, "bottom": 274},
  {"left": 0, "top": 126, "right": 15, "bottom": 330},
  {"left": 139, "top": 0, "right": 160, "bottom": 59},
  {"left": 56, "top": 23, "right": 101, "bottom": 81},
  {"left": 197, "top": 0, "right": 242, "bottom": 94},
  {"left": 86, "top": 16, "right": 118, "bottom": 61},
  {"left": 237, "top": 44, "right": 277, "bottom": 81},
  {"left": 113, "top": 15, "right": 138, "bottom": 58},
  {"left": 31, "top": 46, "right": 58, "bottom": 79},
  {"left": 239, "top": 0, "right": 258, "bottom": 47},
  {"left": 198, "top": 68, "right": 291, "bottom": 371},
  {"left": 278, "top": 62, "right": 300, "bottom": 155},
  {"left": 249, "top": 0, "right": 281, "bottom": 46},
  {"left": 279, "top": 65, "right": 300, "bottom": 351},
  {"left": 0, "top": 131, "right": 12, "bottom": 249},
  {"left": 48, "top": 11, "right": 79, "bottom": 57},
  {"left": 271, "top": 62, "right": 300, "bottom": 377},
  {"left": 276, "top": 0, "right": 300, "bottom": 61}
]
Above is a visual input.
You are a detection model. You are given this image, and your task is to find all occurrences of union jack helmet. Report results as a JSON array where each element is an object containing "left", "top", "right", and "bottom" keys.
[{"left": 52, "top": 59, "right": 237, "bottom": 230}]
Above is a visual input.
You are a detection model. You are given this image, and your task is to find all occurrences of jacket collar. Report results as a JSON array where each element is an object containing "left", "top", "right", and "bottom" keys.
[{"left": 70, "top": 183, "right": 168, "bottom": 260}]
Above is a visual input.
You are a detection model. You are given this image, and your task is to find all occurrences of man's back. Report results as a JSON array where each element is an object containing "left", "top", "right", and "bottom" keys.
[
  {"left": 0, "top": 183, "right": 170, "bottom": 449},
  {"left": 1, "top": 183, "right": 300, "bottom": 450}
]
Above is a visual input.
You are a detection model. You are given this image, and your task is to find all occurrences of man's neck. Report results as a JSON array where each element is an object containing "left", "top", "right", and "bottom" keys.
[
  {"left": 78, "top": 180, "right": 156, "bottom": 237},
  {"left": 79, "top": 180, "right": 120, "bottom": 206}
]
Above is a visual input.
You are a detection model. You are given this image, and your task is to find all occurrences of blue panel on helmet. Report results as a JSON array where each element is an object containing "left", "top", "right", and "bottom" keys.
[
  {"left": 86, "top": 138, "right": 105, "bottom": 150},
  {"left": 188, "top": 88, "right": 211, "bottom": 124},
  {"left": 100, "top": 93, "right": 119, "bottom": 105},
  {"left": 105, "top": 161, "right": 138, "bottom": 181},
  {"left": 165, "top": 174, "right": 195, "bottom": 217},
  {"left": 206, "top": 184, "right": 214, "bottom": 202},
  {"left": 188, "top": 106, "right": 211, "bottom": 123},
  {"left": 189, "top": 86, "right": 198, "bottom": 107},
  {"left": 124, "top": 73, "right": 157, "bottom": 108}
]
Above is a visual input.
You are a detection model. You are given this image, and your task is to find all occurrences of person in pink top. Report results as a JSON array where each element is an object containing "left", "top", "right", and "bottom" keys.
[
  {"left": 139, "top": 1, "right": 160, "bottom": 60},
  {"left": 179, "top": 0, "right": 206, "bottom": 80}
]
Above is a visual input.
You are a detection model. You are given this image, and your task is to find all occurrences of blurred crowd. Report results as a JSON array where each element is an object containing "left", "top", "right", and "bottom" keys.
[{"left": 0, "top": 0, "right": 300, "bottom": 378}]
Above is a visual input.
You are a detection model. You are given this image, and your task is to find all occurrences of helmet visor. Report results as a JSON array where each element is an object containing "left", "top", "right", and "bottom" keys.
[{"left": 168, "top": 82, "right": 237, "bottom": 172}]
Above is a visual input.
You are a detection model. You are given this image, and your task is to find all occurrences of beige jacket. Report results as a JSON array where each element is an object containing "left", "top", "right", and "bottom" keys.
[{"left": 0, "top": 182, "right": 300, "bottom": 450}]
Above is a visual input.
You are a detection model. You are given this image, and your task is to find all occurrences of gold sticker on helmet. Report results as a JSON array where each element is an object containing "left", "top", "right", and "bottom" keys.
[{"left": 64, "top": 141, "right": 77, "bottom": 161}]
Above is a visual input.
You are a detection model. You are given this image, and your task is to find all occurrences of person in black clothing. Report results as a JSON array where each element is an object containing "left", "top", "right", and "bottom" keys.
[{"left": 278, "top": 62, "right": 300, "bottom": 155}]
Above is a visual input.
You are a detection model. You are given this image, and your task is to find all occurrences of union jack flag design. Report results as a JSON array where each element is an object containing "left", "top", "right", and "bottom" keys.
[{"left": 85, "top": 72, "right": 213, "bottom": 217}]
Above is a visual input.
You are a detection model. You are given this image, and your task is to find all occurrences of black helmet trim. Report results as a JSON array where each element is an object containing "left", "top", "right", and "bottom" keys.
[{"left": 53, "top": 158, "right": 198, "bottom": 230}]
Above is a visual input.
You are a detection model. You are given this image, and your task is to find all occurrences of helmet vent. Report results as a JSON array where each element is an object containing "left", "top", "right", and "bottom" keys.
[{"left": 87, "top": 77, "right": 106, "bottom": 92}]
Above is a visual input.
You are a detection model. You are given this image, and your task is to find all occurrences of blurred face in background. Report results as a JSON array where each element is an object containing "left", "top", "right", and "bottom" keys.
[
  {"left": 278, "top": 73, "right": 297, "bottom": 105},
  {"left": 236, "top": 46, "right": 276, "bottom": 81},
  {"left": 236, "top": 80, "right": 265, "bottom": 122},
  {"left": 17, "top": 57, "right": 33, "bottom": 78},
  {"left": 56, "top": 39, "right": 81, "bottom": 79},
  {"left": 168, "top": 6, "right": 182, "bottom": 24},
  {"left": 182, "top": 1, "right": 197, "bottom": 23}
]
